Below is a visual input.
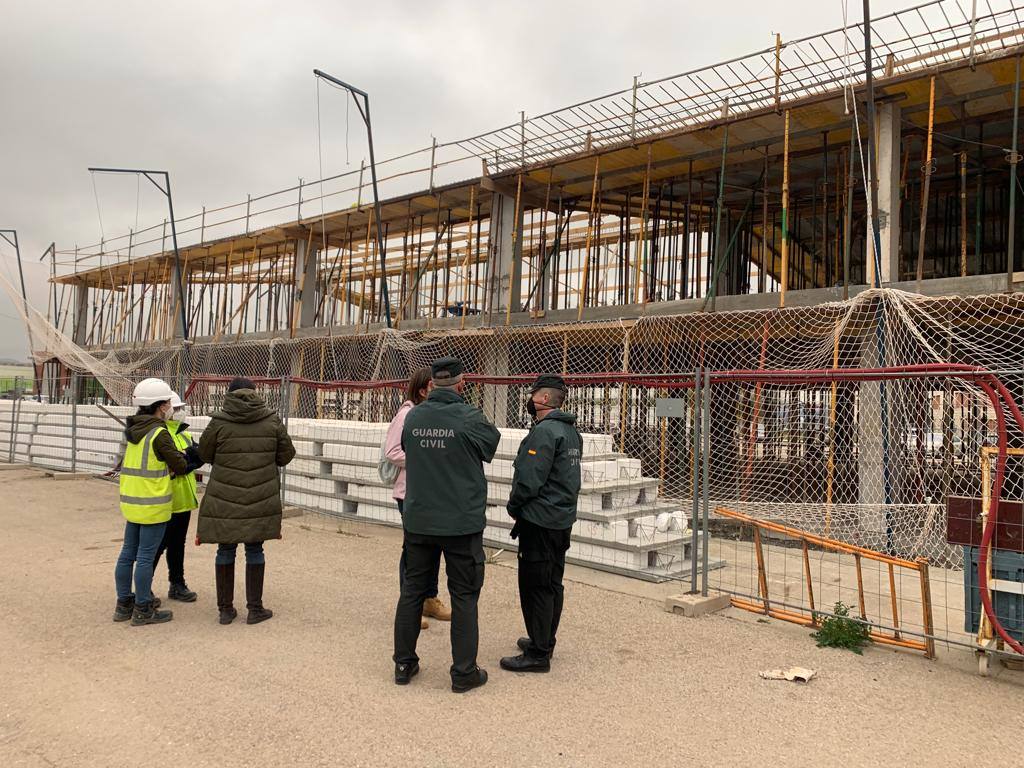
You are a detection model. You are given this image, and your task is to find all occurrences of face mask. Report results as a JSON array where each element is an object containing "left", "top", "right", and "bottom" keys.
[
  {"left": 526, "top": 398, "right": 539, "bottom": 419},
  {"left": 173, "top": 406, "right": 189, "bottom": 419}
]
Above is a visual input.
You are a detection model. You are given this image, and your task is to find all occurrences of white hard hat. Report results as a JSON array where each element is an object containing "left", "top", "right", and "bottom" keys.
[
  {"left": 132, "top": 378, "right": 176, "bottom": 407},
  {"left": 169, "top": 392, "right": 185, "bottom": 409}
]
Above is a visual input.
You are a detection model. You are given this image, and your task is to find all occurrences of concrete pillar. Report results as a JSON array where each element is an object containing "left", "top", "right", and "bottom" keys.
[
  {"left": 857, "top": 338, "right": 889, "bottom": 542},
  {"left": 480, "top": 340, "right": 512, "bottom": 428},
  {"left": 72, "top": 282, "right": 88, "bottom": 346},
  {"left": 872, "top": 102, "right": 901, "bottom": 285},
  {"left": 487, "top": 192, "right": 524, "bottom": 316},
  {"left": 170, "top": 260, "right": 186, "bottom": 339},
  {"left": 70, "top": 282, "right": 89, "bottom": 403},
  {"left": 291, "top": 238, "right": 320, "bottom": 417},
  {"left": 293, "top": 238, "right": 319, "bottom": 330}
]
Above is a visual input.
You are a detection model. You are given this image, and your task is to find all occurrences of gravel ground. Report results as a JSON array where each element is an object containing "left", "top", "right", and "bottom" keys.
[{"left": 1, "top": 467, "right": 1022, "bottom": 768}]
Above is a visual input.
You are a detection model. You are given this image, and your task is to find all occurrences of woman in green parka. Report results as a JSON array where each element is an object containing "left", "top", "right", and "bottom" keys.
[{"left": 197, "top": 377, "right": 295, "bottom": 625}]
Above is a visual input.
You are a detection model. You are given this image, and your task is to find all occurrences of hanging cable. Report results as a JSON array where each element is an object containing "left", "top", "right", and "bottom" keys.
[
  {"left": 134, "top": 173, "right": 141, "bottom": 234},
  {"left": 315, "top": 78, "right": 329, "bottom": 257},
  {"left": 90, "top": 173, "right": 106, "bottom": 248}
]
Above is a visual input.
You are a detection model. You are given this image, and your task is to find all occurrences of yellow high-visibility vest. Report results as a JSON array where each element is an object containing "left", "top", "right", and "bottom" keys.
[
  {"left": 119, "top": 426, "right": 173, "bottom": 524},
  {"left": 167, "top": 421, "right": 198, "bottom": 513}
]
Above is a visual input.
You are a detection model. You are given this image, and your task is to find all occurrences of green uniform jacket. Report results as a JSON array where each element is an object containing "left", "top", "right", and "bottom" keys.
[
  {"left": 196, "top": 389, "right": 296, "bottom": 544},
  {"left": 401, "top": 388, "right": 501, "bottom": 536},
  {"left": 507, "top": 410, "right": 582, "bottom": 530}
]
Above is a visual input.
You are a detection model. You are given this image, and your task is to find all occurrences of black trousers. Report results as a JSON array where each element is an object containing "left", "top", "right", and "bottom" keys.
[
  {"left": 393, "top": 531, "right": 485, "bottom": 681},
  {"left": 152, "top": 510, "right": 191, "bottom": 585},
  {"left": 516, "top": 519, "right": 571, "bottom": 660},
  {"left": 395, "top": 499, "right": 438, "bottom": 598}
]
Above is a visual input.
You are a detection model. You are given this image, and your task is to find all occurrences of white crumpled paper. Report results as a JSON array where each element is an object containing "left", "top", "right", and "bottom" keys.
[{"left": 759, "top": 667, "right": 816, "bottom": 683}]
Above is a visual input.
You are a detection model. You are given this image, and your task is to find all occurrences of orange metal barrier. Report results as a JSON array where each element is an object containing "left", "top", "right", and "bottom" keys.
[{"left": 716, "top": 506, "right": 936, "bottom": 658}]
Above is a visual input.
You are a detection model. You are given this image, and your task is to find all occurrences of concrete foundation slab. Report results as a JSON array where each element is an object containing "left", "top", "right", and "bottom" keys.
[
  {"left": 46, "top": 471, "right": 97, "bottom": 480},
  {"left": 663, "top": 592, "right": 731, "bottom": 617}
]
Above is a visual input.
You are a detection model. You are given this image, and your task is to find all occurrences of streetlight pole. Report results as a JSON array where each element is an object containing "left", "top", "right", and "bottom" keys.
[
  {"left": 87, "top": 168, "right": 189, "bottom": 339},
  {"left": 0, "top": 228, "right": 41, "bottom": 400},
  {"left": 38, "top": 242, "right": 57, "bottom": 327},
  {"left": 312, "top": 69, "right": 393, "bottom": 328}
]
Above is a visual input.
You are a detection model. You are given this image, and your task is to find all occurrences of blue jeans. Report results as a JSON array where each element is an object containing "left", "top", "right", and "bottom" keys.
[
  {"left": 215, "top": 542, "right": 265, "bottom": 565},
  {"left": 396, "top": 500, "right": 437, "bottom": 599},
  {"left": 115, "top": 520, "right": 168, "bottom": 605}
]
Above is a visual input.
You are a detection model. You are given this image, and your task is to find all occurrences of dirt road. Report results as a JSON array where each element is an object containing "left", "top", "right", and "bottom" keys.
[{"left": 1, "top": 467, "right": 1021, "bottom": 767}]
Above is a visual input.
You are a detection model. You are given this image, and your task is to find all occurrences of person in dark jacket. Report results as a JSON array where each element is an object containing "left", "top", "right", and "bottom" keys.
[
  {"left": 501, "top": 374, "right": 582, "bottom": 673},
  {"left": 151, "top": 392, "right": 204, "bottom": 603},
  {"left": 392, "top": 356, "right": 500, "bottom": 693},
  {"left": 113, "top": 378, "right": 190, "bottom": 626},
  {"left": 197, "top": 377, "right": 296, "bottom": 626}
]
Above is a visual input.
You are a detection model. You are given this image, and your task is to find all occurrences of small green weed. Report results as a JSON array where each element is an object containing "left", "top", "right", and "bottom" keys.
[{"left": 812, "top": 601, "right": 871, "bottom": 654}]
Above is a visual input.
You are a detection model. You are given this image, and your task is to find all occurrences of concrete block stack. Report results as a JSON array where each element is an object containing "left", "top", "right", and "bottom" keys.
[{"left": 0, "top": 401, "right": 703, "bottom": 581}]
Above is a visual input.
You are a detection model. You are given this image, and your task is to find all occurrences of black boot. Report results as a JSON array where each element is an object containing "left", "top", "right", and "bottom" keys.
[
  {"left": 500, "top": 653, "right": 550, "bottom": 673},
  {"left": 113, "top": 595, "right": 135, "bottom": 622},
  {"left": 451, "top": 666, "right": 488, "bottom": 694},
  {"left": 168, "top": 581, "right": 197, "bottom": 602},
  {"left": 245, "top": 563, "right": 273, "bottom": 625},
  {"left": 216, "top": 563, "right": 237, "bottom": 625},
  {"left": 130, "top": 601, "right": 173, "bottom": 626},
  {"left": 394, "top": 662, "right": 420, "bottom": 685},
  {"left": 517, "top": 636, "right": 555, "bottom": 658}
]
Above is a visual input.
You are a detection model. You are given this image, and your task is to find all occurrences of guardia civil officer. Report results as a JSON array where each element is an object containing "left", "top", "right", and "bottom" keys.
[
  {"left": 501, "top": 374, "right": 582, "bottom": 673},
  {"left": 392, "top": 356, "right": 500, "bottom": 693}
]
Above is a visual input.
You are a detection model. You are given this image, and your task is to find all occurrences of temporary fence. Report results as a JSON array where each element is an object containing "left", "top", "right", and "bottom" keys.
[{"left": 8, "top": 286, "right": 1024, "bottom": 660}]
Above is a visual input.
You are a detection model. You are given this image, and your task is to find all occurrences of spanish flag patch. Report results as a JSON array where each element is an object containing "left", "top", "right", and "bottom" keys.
[{"left": 527, "top": 449, "right": 537, "bottom": 455}]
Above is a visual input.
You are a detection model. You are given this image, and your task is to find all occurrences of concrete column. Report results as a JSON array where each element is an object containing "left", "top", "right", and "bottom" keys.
[
  {"left": 480, "top": 340, "right": 511, "bottom": 428},
  {"left": 487, "top": 192, "right": 524, "bottom": 316},
  {"left": 170, "top": 260, "right": 186, "bottom": 339},
  {"left": 872, "top": 102, "right": 901, "bottom": 285},
  {"left": 292, "top": 237, "right": 319, "bottom": 330},
  {"left": 291, "top": 238, "right": 320, "bottom": 417},
  {"left": 857, "top": 339, "right": 889, "bottom": 543},
  {"left": 72, "top": 282, "right": 88, "bottom": 346}
]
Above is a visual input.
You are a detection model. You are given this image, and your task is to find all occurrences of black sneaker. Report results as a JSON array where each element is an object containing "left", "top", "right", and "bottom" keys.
[
  {"left": 394, "top": 662, "right": 420, "bottom": 685},
  {"left": 500, "top": 653, "right": 550, "bottom": 673},
  {"left": 130, "top": 602, "right": 173, "bottom": 626},
  {"left": 113, "top": 596, "right": 135, "bottom": 622},
  {"left": 168, "top": 581, "right": 197, "bottom": 602},
  {"left": 451, "top": 667, "right": 488, "bottom": 693}
]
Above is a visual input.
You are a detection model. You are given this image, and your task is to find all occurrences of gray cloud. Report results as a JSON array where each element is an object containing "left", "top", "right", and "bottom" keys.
[{"left": 0, "top": 0, "right": 910, "bottom": 358}]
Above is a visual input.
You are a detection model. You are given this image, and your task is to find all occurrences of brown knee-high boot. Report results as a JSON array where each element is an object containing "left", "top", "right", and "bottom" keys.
[
  {"left": 215, "top": 563, "right": 237, "bottom": 625},
  {"left": 245, "top": 563, "right": 273, "bottom": 625}
]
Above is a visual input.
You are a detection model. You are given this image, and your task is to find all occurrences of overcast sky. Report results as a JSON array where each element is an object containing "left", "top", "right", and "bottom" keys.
[{"left": 0, "top": 0, "right": 910, "bottom": 360}]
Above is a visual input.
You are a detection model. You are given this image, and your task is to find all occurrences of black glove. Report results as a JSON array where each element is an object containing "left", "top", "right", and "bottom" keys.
[
  {"left": 509, "top": 520, "right": 521, "bottom": 541},
  {"left": 183, "top": 445, "right": 204, "bottom": 473}
]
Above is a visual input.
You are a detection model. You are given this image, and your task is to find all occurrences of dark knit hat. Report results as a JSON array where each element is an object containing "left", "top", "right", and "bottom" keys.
[
  {"left": 228, "top": 377, "right": 255, "bottom": 392},
  {"left": 431, "top": 357, "right": 464, "bottom": 386},
  {"left": 529, "top": 374, "right": 567, "bottom": 393}
]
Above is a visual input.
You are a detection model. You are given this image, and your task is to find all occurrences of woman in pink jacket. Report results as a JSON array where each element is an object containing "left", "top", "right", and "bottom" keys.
[{"left": 384, "top": 367, "right": 451, "bottom": 628}]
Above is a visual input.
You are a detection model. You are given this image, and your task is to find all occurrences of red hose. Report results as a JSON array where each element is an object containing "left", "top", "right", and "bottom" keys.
[{"left": 977, "top": 378, "right": 1024, "bottom": 656}]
